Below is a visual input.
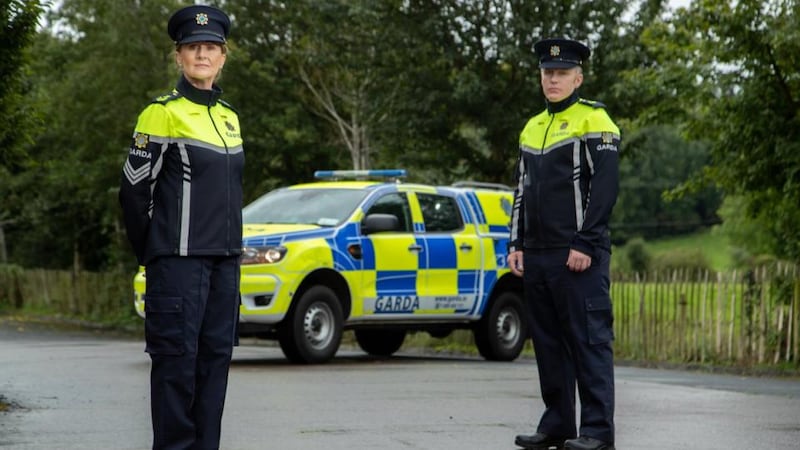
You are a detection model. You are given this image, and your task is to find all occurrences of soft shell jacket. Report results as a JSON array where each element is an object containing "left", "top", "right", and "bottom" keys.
[
  {"left": 509, "top": 93, "right": 620, "bottom": 256},
  {"left": 119, "top": 76, "right": 244, "bottom": 265}
]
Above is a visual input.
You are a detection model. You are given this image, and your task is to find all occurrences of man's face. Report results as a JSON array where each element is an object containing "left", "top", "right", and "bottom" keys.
[{"left": 540, "top": 67, "right": 583, "bottom": 103}]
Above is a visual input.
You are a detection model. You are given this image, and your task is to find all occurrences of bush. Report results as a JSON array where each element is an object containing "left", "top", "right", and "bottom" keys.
[
  {"left": 624, "top": 237, "right": 651, "bottom": 274},
  {"left": 0, "top": 264, "right": 24, "bottom": 308},
  {"left": 651, "top": 248, "right": 712, "bottom": 273}
]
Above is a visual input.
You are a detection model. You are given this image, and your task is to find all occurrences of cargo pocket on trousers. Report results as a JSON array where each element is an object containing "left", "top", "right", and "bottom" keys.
[
  {"left": 144, "top": 296, "right": 185, "bottom": 355},
  {"left": 586, "top": 296, "right": 614, "bottom": 345}
]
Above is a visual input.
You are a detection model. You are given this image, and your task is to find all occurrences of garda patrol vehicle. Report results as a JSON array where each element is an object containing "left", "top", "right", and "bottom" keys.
[{"left": 133, "top": 170, "right": 526, "bottom": 364}]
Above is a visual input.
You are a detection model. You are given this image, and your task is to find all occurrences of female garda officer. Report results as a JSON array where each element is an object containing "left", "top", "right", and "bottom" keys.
[
  {"left": 118, "top": 5, "right": 244, "bottom": 449},
  {"left": 508, "top": 38, "right": 620, "bottom": 450}
]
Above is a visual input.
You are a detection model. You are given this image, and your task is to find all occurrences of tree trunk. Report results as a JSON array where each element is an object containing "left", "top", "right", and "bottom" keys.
[{"left": 0, "top": 224, "right": 6, "bottom": 264}]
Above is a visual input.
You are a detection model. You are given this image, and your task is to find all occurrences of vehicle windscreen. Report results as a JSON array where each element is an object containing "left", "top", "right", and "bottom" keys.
[{"left": 242, "top": 188, "right": 369, "bottom": 227}]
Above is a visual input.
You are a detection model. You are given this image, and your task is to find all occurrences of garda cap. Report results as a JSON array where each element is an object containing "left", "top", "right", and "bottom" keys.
[
  {"left": 534, "top": 38, "right": 590, "bottom": 69},
  {"left": 167, "top": 4, "right": 231, "bottom": 45}
]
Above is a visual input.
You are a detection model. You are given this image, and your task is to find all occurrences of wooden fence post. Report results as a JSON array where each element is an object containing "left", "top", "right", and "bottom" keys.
[
  {"left": 700, "top": 269, "right": 709, "bottom": 363},
  {"left": 758, "top": 266, "right": 768, "bottom": 364},
  {"left": 679, "top": 291, "right": 687, "bottom": 361},
  {"left": 715, "top": 271, "right": 725, "bottom": 358},
  {"left": 637, "top": 272, "right": 646, "bottom": 359},
  {"left": 728, "top": 269, "right": 737, "bottom": 362},
  {"left": 793, "top": 269, "right": 799, "bottom": 363}
]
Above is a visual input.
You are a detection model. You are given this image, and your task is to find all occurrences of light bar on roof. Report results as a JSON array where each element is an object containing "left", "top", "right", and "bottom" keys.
[{"left": 314, "top": 169, "right": 407, "bottom": 179}]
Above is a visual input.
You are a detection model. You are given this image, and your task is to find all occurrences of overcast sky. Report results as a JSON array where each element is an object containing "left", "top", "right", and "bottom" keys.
[{"left": 669, "top": 0, "right": 693, "bottom": 9}]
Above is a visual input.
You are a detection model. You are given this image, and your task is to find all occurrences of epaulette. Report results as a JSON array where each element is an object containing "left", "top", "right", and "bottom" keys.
[
  {"left": 579, "top": 98, "right": 606, "bottom": 109},
  {"left": 151, "top": 89, "right": 183, "bottom": 105},
  {"left": 218, "top": 99, "right": 239, "bottom": 115}
]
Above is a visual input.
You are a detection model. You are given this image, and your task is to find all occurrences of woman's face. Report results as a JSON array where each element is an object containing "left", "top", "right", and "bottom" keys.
[
  {"left": 176, "top": 42, "right": 227, "bottom": 90},
  {"left": 540, "top": 67, "right": 583, "bottom": 103}
]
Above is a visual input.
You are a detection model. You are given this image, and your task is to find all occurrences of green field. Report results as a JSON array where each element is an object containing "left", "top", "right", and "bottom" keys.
[{"left": 639, "top": 228, "right": 734, "bottom": 272}]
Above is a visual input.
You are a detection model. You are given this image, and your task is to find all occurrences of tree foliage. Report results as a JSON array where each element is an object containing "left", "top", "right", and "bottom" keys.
[
  {"left": 0, "top": 0, "right": 45, "bottom": 263},
  {"left": 625, "top": 0, "right": 800, "bottom": 260},
  {"left": 613, "top": 125, "right": 721, "bottom": 242},
  {"left": 10, "top": 0, "right": 181, "bottom": 270},
  {"left": 6, "top": 0, "right": 794, "bottom": 270}
]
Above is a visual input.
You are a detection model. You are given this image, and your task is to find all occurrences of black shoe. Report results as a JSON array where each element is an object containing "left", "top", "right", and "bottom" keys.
[
  {"left": 515, "top": 432, "right": 568, "bottom": 450},
  {"left": 564, "top": 436, "right": 615, "bottom": 450}
]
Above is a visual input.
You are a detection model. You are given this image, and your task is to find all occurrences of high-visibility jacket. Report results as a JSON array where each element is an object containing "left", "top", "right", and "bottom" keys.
[
  {"left": 119, "top": 76, "right": 244, "bottom": 265},
  {"left": 509, "top": 93, "right": 620, "bottom": 256}
]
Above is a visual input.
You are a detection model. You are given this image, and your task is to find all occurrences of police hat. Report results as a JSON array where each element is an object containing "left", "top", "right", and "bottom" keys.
[
  {"left": 167, "top": 5, "right": 231, "bottom": 45},
  {"left": 534, "top": 38, "right": 590, "bottom": 69}
]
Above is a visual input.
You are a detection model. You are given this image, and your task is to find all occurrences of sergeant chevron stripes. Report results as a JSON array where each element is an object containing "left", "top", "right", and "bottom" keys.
[{"left": 123, "top": 160, "right": 149, "bottom": 185}]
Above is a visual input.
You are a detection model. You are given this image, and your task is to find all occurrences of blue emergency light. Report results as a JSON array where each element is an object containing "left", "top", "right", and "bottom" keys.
[{"left": 314, "top": 169, "right": 408, "bottom": 180}]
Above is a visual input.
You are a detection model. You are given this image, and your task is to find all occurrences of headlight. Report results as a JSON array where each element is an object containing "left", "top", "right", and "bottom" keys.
[{"left": 240, "top": 246, "right": 287, "bottom": 265}]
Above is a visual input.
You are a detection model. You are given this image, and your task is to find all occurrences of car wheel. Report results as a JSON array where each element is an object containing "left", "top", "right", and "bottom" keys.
[
  {"left": 354, "top": 329, "right": 406, "bottom": 357},
  {"left": 278, "top": 285, "right": 343, "bottom": 364},
  {"left": 473, "top": 291, "right": 526, "bottom": 361}
]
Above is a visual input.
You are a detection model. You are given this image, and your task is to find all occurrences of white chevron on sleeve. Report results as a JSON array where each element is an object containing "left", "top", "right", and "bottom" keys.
[{"left": 123, "top": 160, "right": 150, "bottom": 185}]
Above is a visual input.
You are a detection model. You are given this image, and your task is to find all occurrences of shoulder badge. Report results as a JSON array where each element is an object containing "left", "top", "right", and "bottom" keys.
[
  {"left": 579, "top": 98, "right": 606, "bottom": 109},
  {"left": 152, "top": 89, "right": 182, "bottom": 105},
  {"left": 218, "top": 99, "right": 239, "bottom": 115}
]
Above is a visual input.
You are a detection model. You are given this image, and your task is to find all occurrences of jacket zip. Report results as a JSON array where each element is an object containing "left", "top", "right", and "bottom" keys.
[
  {"left": 207, "top": 104, "right": 232, "bottom": 255},
  {"left": 536, "top": 113, "right": 556, "bottom": 242}
]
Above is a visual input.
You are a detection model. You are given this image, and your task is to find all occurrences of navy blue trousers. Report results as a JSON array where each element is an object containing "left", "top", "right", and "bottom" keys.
[
  {"left": 144, "top": 255, "right": 240, "bottom": 450},
  {"left": 523, "top": 248, "right": 615, "bottom": 444}
]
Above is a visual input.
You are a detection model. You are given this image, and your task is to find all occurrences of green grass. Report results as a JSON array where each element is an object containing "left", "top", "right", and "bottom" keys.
[{"left": 645, "top": 228, "right": 733, "bottom": 271}]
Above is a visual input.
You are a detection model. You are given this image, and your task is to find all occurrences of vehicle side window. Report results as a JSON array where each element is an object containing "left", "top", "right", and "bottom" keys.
[
  {"left": 417, "top": 193, "right": 462, "bottom": 232},
  {"left": 365, "top": 193, "right": 412, "bottom": 232}
]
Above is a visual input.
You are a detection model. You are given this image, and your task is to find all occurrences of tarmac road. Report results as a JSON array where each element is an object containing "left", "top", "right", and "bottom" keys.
[{"left": 1, "top": 317, "right": 800, "bottom": 450}]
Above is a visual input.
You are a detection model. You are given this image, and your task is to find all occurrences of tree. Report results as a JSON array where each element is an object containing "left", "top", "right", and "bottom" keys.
[
  {"left": 628, "top": 0, "right": 800, "bottom": 260},
  {"left": 612, "top": 125, "right": 722, "bottom": 243},
  {"left": 221, "top": 0, "right": 344, "bottom": 196},
  {"left": 7, "top": 0, "right": 691, "bottom": 270},
  {"left": 10, "top": 0, "right": 181, "bottom": 270},
  {"left": 0, "top": 0, "right": 45, "bottom": 264}
]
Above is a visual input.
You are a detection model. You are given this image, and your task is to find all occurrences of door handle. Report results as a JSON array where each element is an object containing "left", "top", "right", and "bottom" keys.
[
  {"left": 459, "top": 243, "right": 473, "bottom": 251},
  {"left": 408, "top": 244, "right": 423, "bottom": 252}
]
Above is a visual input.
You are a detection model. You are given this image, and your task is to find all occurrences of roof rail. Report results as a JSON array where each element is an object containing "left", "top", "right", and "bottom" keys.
[{"left": 452, "top": 180, "right": 513, "bottom": 191}]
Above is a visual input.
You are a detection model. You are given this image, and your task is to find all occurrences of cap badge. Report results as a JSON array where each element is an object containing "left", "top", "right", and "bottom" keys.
[
  {"left": 550, "top": 45, "right": 560, "bottom": 57},
  {"left": 195, "top": 13, "right": 209, "bottom": 26}
]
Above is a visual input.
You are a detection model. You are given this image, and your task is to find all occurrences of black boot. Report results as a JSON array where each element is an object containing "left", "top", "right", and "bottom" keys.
[
  {"left": 564, "top": 436, "right": 615, "bottom": 450},
  {"left": 515, "top": 433, "right": 569, "bottom": 450}
]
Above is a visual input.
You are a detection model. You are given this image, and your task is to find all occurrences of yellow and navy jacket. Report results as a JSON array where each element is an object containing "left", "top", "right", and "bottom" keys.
[
  {"left": 119, "top": 76, "right": 244, "bottom": 265},
  {"left": 509, "top": 92, "right": 620, "bottom": 256}
]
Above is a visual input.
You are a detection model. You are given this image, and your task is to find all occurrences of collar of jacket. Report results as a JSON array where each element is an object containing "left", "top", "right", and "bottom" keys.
[
  {"left": 176, "top": 75, "right": 223, "bottom": 107},
  {"left": 545, "top": 90, "right": 579, "bottom": 114}
]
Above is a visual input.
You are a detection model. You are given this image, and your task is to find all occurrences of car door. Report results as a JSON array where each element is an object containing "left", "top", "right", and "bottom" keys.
[
  {"left": 357, "top": 191, "right": 421, "bottom": 317},
  {"left": 415, "top": 191, "right": 481, "bottom": 316}
]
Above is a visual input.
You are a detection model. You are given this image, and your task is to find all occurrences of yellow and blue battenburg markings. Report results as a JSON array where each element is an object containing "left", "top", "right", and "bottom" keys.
[{"left": 239, "top": 177, "right": 512, "bottom": 319}]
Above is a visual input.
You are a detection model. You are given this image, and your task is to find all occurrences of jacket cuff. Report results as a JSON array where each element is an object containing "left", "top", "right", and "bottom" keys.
[{"left": 569, "top": 235, "right": 594, "bottom": 257}]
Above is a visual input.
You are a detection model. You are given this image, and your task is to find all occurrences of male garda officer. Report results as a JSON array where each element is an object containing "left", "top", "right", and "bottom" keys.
[
  {"left": 507, "top": 38, "right": 620, "bottom": 450},
  {"left": 119, "top": 4, "right": 243, "bottom": 450}
]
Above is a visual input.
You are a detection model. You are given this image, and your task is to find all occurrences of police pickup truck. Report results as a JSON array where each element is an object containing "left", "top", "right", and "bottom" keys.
[{"left": 134, "top": 170, "right": 526, "bottom": 364}]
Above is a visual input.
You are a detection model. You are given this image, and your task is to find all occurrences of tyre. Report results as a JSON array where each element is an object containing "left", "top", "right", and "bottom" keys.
[
  {"left": 354, "top": 329, "right": 406, "bottom": 357},
  {"left": 473, "top": 291, "right": 526, "bottom": 361},
  {"left": 278, "top": 286, "right": 343, "bottom": 364}
]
